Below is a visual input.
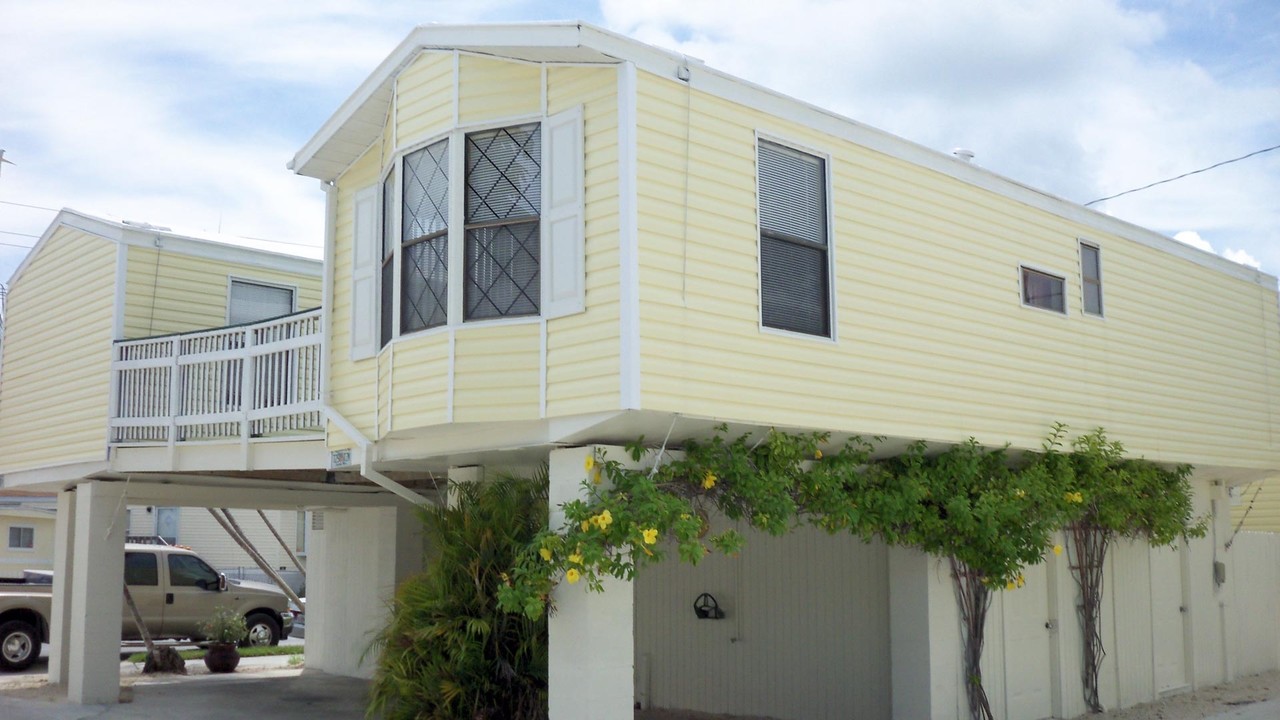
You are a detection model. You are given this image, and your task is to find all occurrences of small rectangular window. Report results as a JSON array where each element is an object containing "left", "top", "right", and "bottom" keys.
[
  {"left": 758, "top": 140, "right": 830, "bottom": 337},
  {"left": 229, "top": 279, "right": 295, "bottom": 325},
  {"left": 1021, "top": 267, "right": 1066, "bottom": 313},
  {"left": 1080, "top": 242, "right": 1103, "bottom": 316},
  {"left": 402, "top": 138, "right": 450, "bottom": 333},
  {"left": 7, "top": 526, "right": 33, "bottom": 549},
  {"left": 380, "top": 170, "right": 397, "bottom": 347}
]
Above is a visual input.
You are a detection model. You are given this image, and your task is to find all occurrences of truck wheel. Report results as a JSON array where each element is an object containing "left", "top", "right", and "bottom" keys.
[
  {"left": 241, "top": 613, "right": 280, "bottom": 648},
  {"left": 0, "top": 620, "right": 39, "bottom": 672}
]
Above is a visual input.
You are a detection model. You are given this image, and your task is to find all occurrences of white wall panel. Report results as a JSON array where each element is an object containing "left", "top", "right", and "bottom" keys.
[{"left": 1230, "top": 532, "right": 1280, "bottom": 676}]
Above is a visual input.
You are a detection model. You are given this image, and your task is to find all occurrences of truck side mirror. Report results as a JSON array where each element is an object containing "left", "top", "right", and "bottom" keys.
[{"left": 218, "top": 573, "right": 227, "bottom": 592}]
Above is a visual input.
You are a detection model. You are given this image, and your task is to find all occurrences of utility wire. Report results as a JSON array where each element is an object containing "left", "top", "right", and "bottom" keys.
[
  {"left": 0, "top": 241, "right": 34, "bottom": 249},
  {"left": 0, "top": 199, "right": 58, "bottom": 212},
  {"left": 1085, "top": 143, "right": 1280, "bottom": 206}
]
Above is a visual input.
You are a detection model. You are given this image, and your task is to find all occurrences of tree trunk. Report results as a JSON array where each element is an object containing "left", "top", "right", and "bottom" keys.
[
  {"left": 950, "top": 557, "right": 994, "bottom": 720},
  {"left": 206, "top": 508, "right": 305, "bottom": 611},
  {"left": 124, "top": 583, "right": 185, "bottom": 674},
  {"left": 256, "top": 509, "right": 306, "bottom": 577}
]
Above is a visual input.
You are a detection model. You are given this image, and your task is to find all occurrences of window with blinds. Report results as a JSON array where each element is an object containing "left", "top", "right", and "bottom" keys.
[
  {"left": 465, "top": 124, "right": 541, "bottom": 320},
  {"left": 1021, "top": 266, "right": 1066, "bottom": 313},
  {"left": 228, "top": 279, "right": 295, "bottom": 325},
  {"left": 401, "top": 138, "right": 450, "bottom": 334},
  {"left": 1080, "top": 242, "right": 1103, "bottom": 316},
  {"left": 757, "top": 140, "right": 830, "bottom": 337}
]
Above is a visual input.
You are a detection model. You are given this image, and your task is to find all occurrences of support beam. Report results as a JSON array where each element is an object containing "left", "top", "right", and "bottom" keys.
[
  {"left": 548, "top": 445, "right": 635, "bottom": 720},
  {"left": 889, "top": 546, "right": 961, "bottom": 720},
  {"left": 48, "top": 488, "right": 76, "bottom": 686},
  {"left": 67, "top": 481, "right": 127, "bottom": 704}
]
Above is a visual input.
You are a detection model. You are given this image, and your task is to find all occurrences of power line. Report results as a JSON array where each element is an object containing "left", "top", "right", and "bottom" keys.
[
  {"left": 0, "top": 229, "right": 38, "bottom": 239},
  {"left": 0, "top": 241, "right": 34, "bottom": 249},
  {"left": 0, "top": 199, "right": 58, "bottom": 212},
  {"left": 1085, "top": 143, "right": 1280, "bottom": 206}
]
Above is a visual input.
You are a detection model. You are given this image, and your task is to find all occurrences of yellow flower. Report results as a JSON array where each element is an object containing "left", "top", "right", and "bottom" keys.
[
  {"left": 580, "top": 520, "right": 590, "bottom": 532},
  {"left": 814, "top": 449, "right": 823, "bottom": 460},
  {"left": 539, "top": 547, "right": 553, "bottom": 562},
  {"left": 584, "top": 455, "right": 595, "bottom": 472},
  {"left": 568, "top": 552, "right": 583, "bottom": 565},
  {"left": 642, "top": 528, "right": 659, "bottom": 545},
  {"left": 1014, "top": 488, "right": 1026, "bottom": 498},
  {"left": 1006, "top": 581, "right": 1016, "bottom": 591},
  {"left": 1017, "top": 575, "right": 1026, "bottom": 588},
  {"left": 593, "top": 509, "right": 613, "bottom": 529},
  {"left": 592, "top": 469, "right": 602, "bottom": 485},
  {"left": 702, "top": 472, "right": 717, "bottom": 490},
  {"left": 565, "top": 568, "right": 581, "bottom": 584},
  {"left": 1053, "top": 544, "right": 1064, "bottom": 556}
]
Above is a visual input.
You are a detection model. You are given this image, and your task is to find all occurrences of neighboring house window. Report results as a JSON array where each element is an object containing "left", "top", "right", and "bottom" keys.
[
  {"left": 1080, "top": 242, "right": 1103, "bottom": 316},
  {"left": 155, "top": 507, "right": 179, "bottom": 545},
  {"left": 7, "top": 526, "right": 34, "bottom": 550},
  {"left": 295, "top": 510, "right": 309, "bottom": 556},
  {"left": 465, "top": 124, "right": 542, "bottom": 320},
  {"left": 757, "top": 140, "right": 831, "bottom": 337},
  {"left": 401, "top": 138, "right": 450, "bottom": 333},
  {"left": 125, "top": 552, "right": 159, "bottom": 586},
  {"left": 1021, "top": 266, "right": 1066, "bottom": 313},
  {"left": 229, "top": 279, "right": 295, "bottom": 324}
]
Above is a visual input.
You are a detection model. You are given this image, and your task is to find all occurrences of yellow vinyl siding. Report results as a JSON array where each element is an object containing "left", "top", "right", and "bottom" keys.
[
  {"left": 0, "top": 228, "right": 116, "bottom": 473},
  {"left": 458, "top": 55, "right": 540, "bottom": 125},
  {"left": 452, "top": 323, "right": 541, "bottom": 423},
  {"left": 396, "top": 51, "right": 454, "bottom": 150},
  {"left": 1232, "top": 480, "right": 1280, "bottom": 533},
  {"left": 389, "top": 334, "right": 450, "bottom": 430},
  {"left": 546, "top": 65, "right": 621, "bottom": 415},
  {"left": 123, "top": 248, "right": 320, "bottom": 339},
  {"left": 327, "top": 145, "right": 384, "bottom": 441},
  {"left": 634, "top": 70, "right": 1280, "bottom": 469}
]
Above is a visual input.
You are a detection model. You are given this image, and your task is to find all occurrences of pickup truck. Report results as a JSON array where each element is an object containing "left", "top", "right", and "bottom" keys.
[{"left": 0, "top": 542, "right": 294, "bottom": 671}]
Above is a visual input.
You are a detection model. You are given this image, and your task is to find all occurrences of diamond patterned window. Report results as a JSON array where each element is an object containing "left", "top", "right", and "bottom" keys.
[
  {"left": 380, "top": 170, "right": 395, "bottom": 347},
  {"left": 465, "top": 124, "right": 541, "bottom": 320},
  {"left": 401, "top": 139, "right": 450, "bottom": 333}
]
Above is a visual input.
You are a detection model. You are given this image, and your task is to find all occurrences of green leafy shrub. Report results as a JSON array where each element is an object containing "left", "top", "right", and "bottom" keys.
[
  {"left": 200, "top": 606, "right": 249, "bottom": 644},
  {"left": 368, "top": 476, "right": 549, "bottom": 720}
]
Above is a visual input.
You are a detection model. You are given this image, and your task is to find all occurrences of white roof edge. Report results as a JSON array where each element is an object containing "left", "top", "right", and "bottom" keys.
[
  {"left": 292, "top": 21, "right": 1276, "bottom": 288},
  {"left": 7, "top": 209, "right": 321, "bottom": 289}
]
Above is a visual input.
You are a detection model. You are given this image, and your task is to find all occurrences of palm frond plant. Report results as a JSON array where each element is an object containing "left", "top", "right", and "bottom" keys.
[{"left": 368, "top": 472, "right": 549, "bottom": 720}]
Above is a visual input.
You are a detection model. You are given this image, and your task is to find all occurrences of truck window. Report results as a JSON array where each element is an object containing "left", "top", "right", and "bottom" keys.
[
  {"left": 168, "top": 554, "right": 219, "bottom": 589},
  {"left": 125, "top": 552, "right": 159, "bottom": 586}
]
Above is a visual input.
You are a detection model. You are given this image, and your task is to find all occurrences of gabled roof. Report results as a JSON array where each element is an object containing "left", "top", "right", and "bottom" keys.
[
  {"left": 7, "top": 209, "right": 322, "bottom": 288},
  {"left": 293, "top": 22, "right": 1275, "bottom": 287}
]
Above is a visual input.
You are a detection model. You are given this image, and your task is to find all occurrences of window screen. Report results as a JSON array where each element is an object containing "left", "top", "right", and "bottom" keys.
[
  {"left": 1022, "top": 267, "right": 1066, "bottom": 313},
  {"left": 1081, "top": 243, "right": 1103, "bottom": 316},
  {"left": 402, "top": 139, "right": 450, "bottom": 333},
  {"left": 465, "top": 124, "right": 541, "bottom": 320},
  {"left": 7, "top": 526, "right": 33, "bottom": 549},
  {"left": 758, "top": 141, "right": 830, "bottom": 336},
  {"left": 125, "top": 552, "right": 159, "bottom": 586},
  {"left": 229, "top": 280, "right": 294, "bottom": 325}
]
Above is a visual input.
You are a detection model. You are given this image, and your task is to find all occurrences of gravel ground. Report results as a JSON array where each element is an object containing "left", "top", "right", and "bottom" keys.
[{"left": 635, "top": 670, "right": 1280, "bottom": 720}]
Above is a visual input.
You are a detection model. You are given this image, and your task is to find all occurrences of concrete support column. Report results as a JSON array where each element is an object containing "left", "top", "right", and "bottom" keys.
[
  {"left": 307, "top": 502, "right": 424, "bottom": 678},
  {"left": 67, "top": 480, "right": 127, "bottom": 704},
  {"left": 888, "top": 546, "right": 961, "bottom": 720},
  {"left": 548, "top": 445, "right": 635, "bottom": 720},
  {"left": 48, "top": 488, "right": 77, "bottom": 686},
  {"left": 447, "top": 465, "right": 484, "bottom": 508}
]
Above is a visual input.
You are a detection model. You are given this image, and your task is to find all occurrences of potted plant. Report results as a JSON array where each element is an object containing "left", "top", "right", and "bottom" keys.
[{"left": 200, "top": 606, "right": 248, "bottom": 673}]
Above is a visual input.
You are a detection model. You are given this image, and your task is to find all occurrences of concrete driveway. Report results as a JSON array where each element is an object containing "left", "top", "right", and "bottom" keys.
[{"left": 0, "top": 663, "right": 370, "bottom": 720}]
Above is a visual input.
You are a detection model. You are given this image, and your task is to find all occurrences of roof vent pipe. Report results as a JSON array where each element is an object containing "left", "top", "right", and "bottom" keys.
[{"left": 952, "top": 148, "right": 975, "bottom": 162}]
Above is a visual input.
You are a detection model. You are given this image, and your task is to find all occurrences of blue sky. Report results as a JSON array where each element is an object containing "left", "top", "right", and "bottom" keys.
[{"left": 1, "top": 0, "right": 1277, "bottom": 288}]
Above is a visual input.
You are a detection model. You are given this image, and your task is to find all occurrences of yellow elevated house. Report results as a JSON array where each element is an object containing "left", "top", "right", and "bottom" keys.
[{"left": 283, "top": 22, "right": 1280, "bottom": 720}]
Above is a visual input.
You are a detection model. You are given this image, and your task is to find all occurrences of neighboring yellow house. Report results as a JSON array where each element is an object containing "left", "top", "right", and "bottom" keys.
[
  {"left": 0, "top": 491, "right": 56, "bottom": 579},
  {"left": 286, "top": 22, "right": 1280, "bottom": 720}
]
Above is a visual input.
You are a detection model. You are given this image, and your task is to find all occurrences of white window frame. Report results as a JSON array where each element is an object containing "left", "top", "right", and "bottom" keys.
[
  {"left": 754, "top": 131, "right": 838, "bottom": 343},
  {"left": 7, "top": 525, "right": 35, "bottom": 551},
  {"left": 1078, "top": 240, "right": 1104, "bottom": 318},
  {"left": 1019, "top": 264, "right": 1069, "bottom": 316},
  {"left": 225, "top": 276, "right": 299, "bottom": 325}
]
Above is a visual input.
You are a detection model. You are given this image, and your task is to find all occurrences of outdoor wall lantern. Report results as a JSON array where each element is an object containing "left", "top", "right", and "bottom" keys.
[{"left": 693, "top": 592, "right": 725, "bottom": 620}]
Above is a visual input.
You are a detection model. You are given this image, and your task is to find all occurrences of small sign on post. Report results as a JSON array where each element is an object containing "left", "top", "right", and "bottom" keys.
[{"left": 329, "top": 448, "right": 353, "bottom": 469}]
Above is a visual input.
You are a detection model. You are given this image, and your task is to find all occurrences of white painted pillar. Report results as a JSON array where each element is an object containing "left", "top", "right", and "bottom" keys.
[
  {"left": 447, "top": 465, "right": 484, "bottom": 508},
  {"left": 48, "top": 488, "right": 76, "bottom": 686},
  {"left": 548, "top": 445, "right": 635, "bottom": 720},
  {"left": 68, "top": 480, "right": 127, "bottom": 704},
  {"left": 307, "top": 502, "right": 424, "bottom": 678},
  {"left": 888, "top": 546, "right": 961, "bottom": 720}
]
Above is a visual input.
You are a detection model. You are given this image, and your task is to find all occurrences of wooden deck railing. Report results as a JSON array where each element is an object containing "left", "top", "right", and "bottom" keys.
[{"left": 110, "top": 309, "right": 323, "bottom": 444}]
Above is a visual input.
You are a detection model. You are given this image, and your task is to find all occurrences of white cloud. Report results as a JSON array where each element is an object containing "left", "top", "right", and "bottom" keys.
[
  {"left": 1174, "top": 230, "right": 1214, "bottom": 253},
  {"left": 1223, "top": 247, "right": 1262, "bottom": 269}
]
